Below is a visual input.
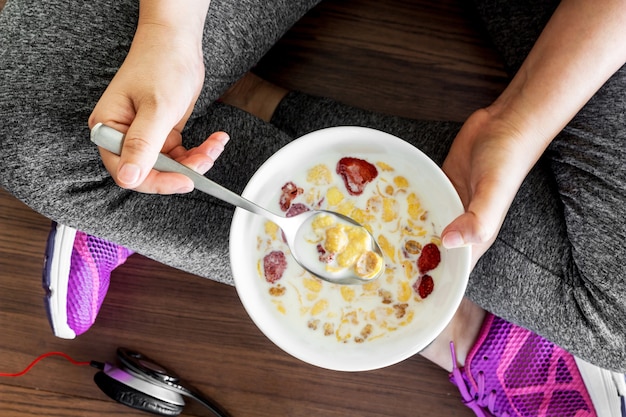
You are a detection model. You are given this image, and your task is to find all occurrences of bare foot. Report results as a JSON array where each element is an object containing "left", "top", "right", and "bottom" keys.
[
  {"left": 419, "top": 297, "right": 486, "bottom": 372},
  {"left": 220, "top": 72, "right": 289, "bottom": 122}
]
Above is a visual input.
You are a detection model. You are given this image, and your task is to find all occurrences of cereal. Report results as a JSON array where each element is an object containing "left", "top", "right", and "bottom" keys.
[
  {"left": 303, "top": 277, "right": 323, "bottom": 293},
  {"left": 404, "top": 240, "right": 422, "bottom": 255},
  {"left": 394, "top": 176, "right": 409, "bottom": 188},
  {"left": 355, "top": 251, "right": 383, "bottom": 279},
  {"left": 311, "top": 299, "right": 329, "bottom": 316},
  {"left": 340, "top": 286, "right": 355, "bottom": 302},
  {"left": 326, "top": 186, "right": 345, "bottom": 206},
  {"left": 256, "top": 155, "right": 443, "bottom": 345},
  {"left": 305, "top": 212, "right": 383, "bottom": 279},
  {"left": 323, "top": 225, "right": 349, "bottom": 253},
  {"left": 307, "top": 164, "right": 333, "bottom": 185}
]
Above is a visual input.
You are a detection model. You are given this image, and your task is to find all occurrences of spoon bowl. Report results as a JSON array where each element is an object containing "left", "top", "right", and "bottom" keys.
[
  {"left": 287, "top": 209, "right": 384, "bottom": 284},
  {"left": 90, "top": 123, "right": 383, "bottom": 285}
]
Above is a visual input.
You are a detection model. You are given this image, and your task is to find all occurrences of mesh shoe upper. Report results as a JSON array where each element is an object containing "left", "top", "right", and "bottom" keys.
[
  {"left": 66, "top": 231, "right": 133, "bottom": 336},
  {"left": 450, "top": 313, "right": 597, "bottom": 417},
  {"left": 43, "top": 222, "right": 133, "bottom": 338}
]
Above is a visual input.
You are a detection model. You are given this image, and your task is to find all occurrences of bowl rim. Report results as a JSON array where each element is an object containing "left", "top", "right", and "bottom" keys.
[{"left": 229, "top": 126, "right": 471, "bottom": 371}]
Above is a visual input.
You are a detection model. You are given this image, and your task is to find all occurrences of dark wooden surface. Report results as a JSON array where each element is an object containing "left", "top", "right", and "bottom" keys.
[{"left": 0, "top": 0, "right": 507, "bottom": 415}]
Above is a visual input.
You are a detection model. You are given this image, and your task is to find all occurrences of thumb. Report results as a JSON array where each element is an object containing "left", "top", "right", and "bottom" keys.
[
  {"left": 441, "top": 184, "right": 509, "bottom": 250},
  {"left": 116, "top": 110, "right": 172, "bottom": 188},
  {"left": 441, "top": 211, "right": 490, "bottom": 249}
]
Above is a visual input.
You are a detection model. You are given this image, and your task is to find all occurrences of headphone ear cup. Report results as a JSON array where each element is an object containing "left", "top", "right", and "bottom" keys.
[{"left": 94, "top": 371, "right": 184, "bottom": 416}]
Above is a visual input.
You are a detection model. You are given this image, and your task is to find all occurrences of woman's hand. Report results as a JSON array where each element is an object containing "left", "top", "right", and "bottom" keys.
[
  {"left": 441, "top": 0, "right": 626, "bottom": 266},
  {"left": 441, "top": 108, "right": 536, "bottom": 265},
  {"left": 88, "top": 0, "right": 222, "bottom": 194}
]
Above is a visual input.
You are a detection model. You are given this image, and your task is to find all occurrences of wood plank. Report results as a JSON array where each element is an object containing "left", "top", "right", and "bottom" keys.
[
  {"left": 256, "top": 0, "right": 506, "bottom": 122},
  {"left": 0, "top": 384, "right": 153, "bottom": 417}
]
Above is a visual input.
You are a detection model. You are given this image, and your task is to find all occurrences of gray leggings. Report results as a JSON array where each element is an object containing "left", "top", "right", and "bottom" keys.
[{"left": 1, "top": 0, "right": 625, "bottom": 370}]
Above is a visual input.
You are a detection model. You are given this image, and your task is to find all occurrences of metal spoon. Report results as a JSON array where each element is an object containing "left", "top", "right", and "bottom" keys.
[{"left": 90, "top": 123, "right": 384, "bottom": 285}]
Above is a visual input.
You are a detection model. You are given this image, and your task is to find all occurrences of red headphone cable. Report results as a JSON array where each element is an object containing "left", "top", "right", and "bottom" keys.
[{"left": 0, "top": 351, "right": 93, "bottom": 377}]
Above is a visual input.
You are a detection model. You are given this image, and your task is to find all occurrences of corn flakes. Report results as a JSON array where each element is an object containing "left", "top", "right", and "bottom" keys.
[{"left": 256, "top": 155, "right": 443, "bottom": 345}]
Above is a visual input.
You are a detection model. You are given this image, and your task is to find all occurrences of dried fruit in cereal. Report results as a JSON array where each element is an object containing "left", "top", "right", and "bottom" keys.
[
  {"left": 336, "top": 157, "right": 378, "bottom": 196},
  {"left": 317, "top": 244, "right": 335, "bottom": 264},
  {"left": 263, "top": 250, "right": 287, "bottom": 283},
  {"left": 417, "top": 243, "right": 441, "bottom": 273},
  {"left": 279, "top": 182, "right": 302, "bottom": 211},
  {"left": 286, "top": 203, "right": 310, "bottom": 218},
  {"left": 414, "top": 275, "right": 434, "bottom": 299}
]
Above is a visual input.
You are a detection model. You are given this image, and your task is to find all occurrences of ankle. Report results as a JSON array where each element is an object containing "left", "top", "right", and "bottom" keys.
[
  {"left": 220, "top": 72, "right": 288, "bottom": 122},
  {"left": 419, "top": 298, "right": 486, "bottom": 372}
]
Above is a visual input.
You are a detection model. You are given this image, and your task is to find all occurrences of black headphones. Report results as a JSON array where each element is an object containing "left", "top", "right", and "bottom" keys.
[{"left": 91, "top": 348, "right": 230, "bottom": 417}]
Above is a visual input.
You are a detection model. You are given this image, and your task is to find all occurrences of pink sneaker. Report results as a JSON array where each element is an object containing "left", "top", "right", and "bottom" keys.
[
  {"left": 42, "top": 222, "right": 133, "bottom": 339},
  {"left": 450, "top": 313, "right": 626, "bottom": 417}
]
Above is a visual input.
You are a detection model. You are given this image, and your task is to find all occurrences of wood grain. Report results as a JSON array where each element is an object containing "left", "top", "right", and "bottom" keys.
[
  {"left": 256, "top": 0, "right": 506, "bottom": 122},
  {"left": 0, "top": 0, "right": 507, "bottom": 415}
]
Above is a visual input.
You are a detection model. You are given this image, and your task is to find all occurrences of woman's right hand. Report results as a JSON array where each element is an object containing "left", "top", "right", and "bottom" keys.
[{"left": 88, "top": 0, "right": 223, "bottom": 194}]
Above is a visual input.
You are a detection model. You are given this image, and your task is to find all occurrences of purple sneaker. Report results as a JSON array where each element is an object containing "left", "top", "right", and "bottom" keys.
[
  {"left": 42, "top": 222, "right": 133, "bottom": 339},
  {"left": 450, "top": 313, "right": 626, "bottom": 417}
]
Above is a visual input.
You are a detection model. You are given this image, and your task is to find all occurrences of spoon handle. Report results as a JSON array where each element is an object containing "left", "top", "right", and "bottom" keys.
[{"left": 90, "top": 123, "right": 283, "bottom": 223}]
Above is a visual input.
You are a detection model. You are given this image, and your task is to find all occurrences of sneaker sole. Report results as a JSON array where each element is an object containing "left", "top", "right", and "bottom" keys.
[
  {"left": 575, "top": 356, "right": 626, "bottom": 417},
  {"left": 42, "top": 222, "right": 77, "bottom": 339}
]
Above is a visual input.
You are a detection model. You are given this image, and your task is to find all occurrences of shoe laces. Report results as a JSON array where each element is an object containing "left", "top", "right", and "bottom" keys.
[{"left": 449, "top": 342, "right": 510, "bottom": 417}]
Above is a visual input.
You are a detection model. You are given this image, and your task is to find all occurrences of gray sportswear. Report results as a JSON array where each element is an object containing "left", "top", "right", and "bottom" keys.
[{"left": 1, "top": 0, "right": 624, "bottom": 370}]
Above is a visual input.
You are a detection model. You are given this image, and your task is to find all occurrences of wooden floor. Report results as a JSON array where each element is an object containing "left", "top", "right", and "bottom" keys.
[{"left": 0, "top": 1, "right": 507, "bottom": 416}]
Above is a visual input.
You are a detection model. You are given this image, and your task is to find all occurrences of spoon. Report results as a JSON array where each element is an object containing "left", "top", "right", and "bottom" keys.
[{"left": 90, "top": 123, "right": 384, "bottom": 285}]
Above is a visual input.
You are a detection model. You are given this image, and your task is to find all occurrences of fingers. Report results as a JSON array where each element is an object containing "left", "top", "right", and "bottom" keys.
[
  {"left": 169, "top": 131, "right": 230, "bottom": 174},
  {"left": 98, "top": 130, "right": 230, "bottom": 195},
  {"left": 116, "top": 107, "right": 177, "bottom": 189}
]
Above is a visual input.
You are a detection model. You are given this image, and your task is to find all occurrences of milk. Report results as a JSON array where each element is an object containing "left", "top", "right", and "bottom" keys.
[{"left": 254, "top": 155, "right": 442, "bottom": 345}]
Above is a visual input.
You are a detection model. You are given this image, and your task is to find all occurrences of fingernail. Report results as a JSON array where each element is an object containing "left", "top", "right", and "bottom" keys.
[
  {"left": 176, "top": 184, "right": 194, "bottom": 194},
  {"left": 118, "top": 163, "right": 141, "bottom": 185},
  {"left": 218, "top": 133, "right": 230, "bottom": 146},
  {"left": 198, "top": 161, "right": 214, "bottom": 173},
  {"left": 443, "top": 231, "right": 465, "bottom": 249},
  {"left": 208, "top": 146, "right": 224, "bottom": 160}
]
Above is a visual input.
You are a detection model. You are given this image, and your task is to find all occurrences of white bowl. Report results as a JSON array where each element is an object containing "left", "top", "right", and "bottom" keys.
[{"left": 230, "top": 126, "right": 470, "bottom": 372}]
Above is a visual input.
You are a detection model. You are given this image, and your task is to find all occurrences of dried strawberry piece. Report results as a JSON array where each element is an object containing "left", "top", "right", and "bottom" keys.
[
  {"left": 279, "top": 182, "right": 302, "bottom": 212},
  {"left": 414, "top": 275, "right": 434, "bottom": 299},
  {"left": 317, "top": 244, "right": 335, "bottom": 264},
  {"left": 263, "top": 251, "right": 287, "bottom": 283},
  {"left": 286, "top": 203, "right": 309, "bottom": 218},
  {"left": 417, "top": 243, "right": 441, "bottom": 273},
  {"left": 336, "top": 157, "right": 378, "bottom": 196},
  {"left": 279, "top": 204, "right": 311, "bottom": 244}
]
